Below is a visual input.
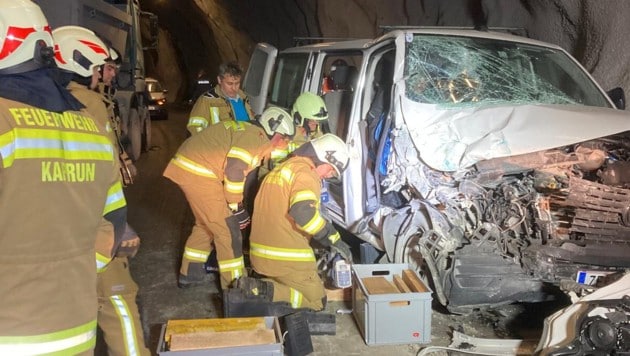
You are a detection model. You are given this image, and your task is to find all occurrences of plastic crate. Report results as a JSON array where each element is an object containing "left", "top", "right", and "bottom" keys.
[
  {"left": 352, "top": 263, "right": 432, "bottom": 345},
  {"left": 156, "top": 316, "right": 283, "bottom": 355}
]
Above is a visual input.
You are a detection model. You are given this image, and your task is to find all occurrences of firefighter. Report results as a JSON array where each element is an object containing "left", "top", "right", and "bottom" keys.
[
  {"left": 0, "top": 1, "right": 126, "bottom": 354},
  {"left": 164, "top": 107, "right": 295, "bottom": 290},
  {"left": 260, "top": 92, "right": 331, "bottom": 180},
  {"left": 237, "top": 133, "right": 352, "bottom": 311},
  {"left": 97, "top": 46, "right": 137, "bottom": 184},
  {"left": 186, "top": 61, "right": 255, "bottom": 135},
  {"left": 53, "top": 26, "right": 150, "bottom": 356},
  {"left": 292, "top": 92, "right": 329, "bottom": 147}
]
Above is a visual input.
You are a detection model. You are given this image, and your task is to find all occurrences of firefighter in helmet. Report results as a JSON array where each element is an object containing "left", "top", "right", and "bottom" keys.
[
  {"left": 234, "top": 133, "right": 352, "bottom": 311},
  {"left": 292, "top": 92, "right": 329, "bottom": 147},
  {"left": 261, "top": 92, "right": 330, "bottom": 178},
  {"left": 164, "top": 107, "right": 295, "bottom": 290},
  {"left": 0, "top": 1, "right": 125, "bottom": 354},
  {"left": 53, "top": 26, "right": 150, "bottom": 355}
]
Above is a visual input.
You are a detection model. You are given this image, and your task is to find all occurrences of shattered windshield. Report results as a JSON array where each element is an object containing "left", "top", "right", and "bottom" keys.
[{"left": 404, "top": 34, "right": 611, "bottom": 108}]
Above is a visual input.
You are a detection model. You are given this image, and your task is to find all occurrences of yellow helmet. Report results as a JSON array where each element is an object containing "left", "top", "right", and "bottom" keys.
[{"left": 291, "top": 92, "right": 328, "bottom": 126}]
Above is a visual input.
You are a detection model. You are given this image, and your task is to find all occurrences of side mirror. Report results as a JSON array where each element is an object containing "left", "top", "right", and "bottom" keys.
[
  {"left": 607, "top": 87, "right": 626, "bottom": 110},
  {"left": 163, "top": 89, "right": 169, "bottom": 94}
]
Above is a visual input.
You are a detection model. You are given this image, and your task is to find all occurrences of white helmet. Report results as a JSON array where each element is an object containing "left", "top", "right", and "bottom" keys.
[
  {"left": 0, "top": 0, "right": 54, "bottom": 73},
  {"left": 52, "top": 26, "right": 109, "bottom": 77},
  {"left": 258, "top": 106, "right": 295, "bottom": 137},
  {"left": 310, "top": 133, "right": 349, "bottom": 178}
]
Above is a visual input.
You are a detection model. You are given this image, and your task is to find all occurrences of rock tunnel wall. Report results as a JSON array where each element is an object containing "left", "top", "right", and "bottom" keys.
[{"left": 141, "top": 0, "right": 630, "bottom": 107}]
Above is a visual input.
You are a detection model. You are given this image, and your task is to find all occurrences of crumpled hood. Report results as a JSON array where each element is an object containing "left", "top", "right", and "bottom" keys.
[{"left": 400, "top": 97, "right": 630, "bottom": 172}]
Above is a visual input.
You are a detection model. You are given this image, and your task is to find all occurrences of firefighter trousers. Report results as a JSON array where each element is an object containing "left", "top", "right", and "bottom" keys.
[
  {"left": 263, "top": 268, "right": 326, "bottom": 310},
  {"left": 178, "top": 180, "right": 245, "bottom": 289},
  {"left": 97, "top": 257, "right": 150, "bottom": 356}
]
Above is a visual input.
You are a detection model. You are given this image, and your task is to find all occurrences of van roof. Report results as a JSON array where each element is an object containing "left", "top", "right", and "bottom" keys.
[{"left": 282, "top": 28, "right": 563, "bottom": 53}]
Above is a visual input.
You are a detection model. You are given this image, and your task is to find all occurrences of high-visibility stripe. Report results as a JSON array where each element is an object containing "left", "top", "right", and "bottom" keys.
[
  {"left": 290, "top": 190, "right": 317, "bottom": 207},
  {"left": 328, "top": 231, "right": 341, "bottom": 245},
  {"left": 222, "top": 121, "right": 248, "bottom": 131},
  {"left": 270, "top": 148, "right": 288, "bottom": 160},
  {"left": 279, "top": 167, "right": 295, "bottom": 184},
  {"left": 171, "top": 154, "right": 217, "bottom": 178},
  {"left": 301, "top": 212, "right": 326, "bottom": 235},
  {"left": 265, "top": 166, "right": 295, "bottom": 187},
  {"left": 103, "top": 181, "right": 126, "bottom": 215},
  {"left": 250, "top": 242, "right": 315, "bottom": 262},
  {"left": 289, "top": 288, "right": 303, "bottom": 308},
  {"left": 0, "top": 127, "right": 114, "bottom": 168},
  {"left": 224, "top": 178, "right": 244, "bottom": 194},
  {"left": 187, "top": 117, "right": 208, "bottom": 130},
  {"left": 0, "top": 319, "right": 96, "bottom": 355},
  {"left": 227, "top": 147, "right": 254, "bottom": 165},
  {"left": 96, "top": 252, "right": 112, "bottom": 273},
  {"left": 183, "top": 247, "right": 209, "bottom": 263},
  {"left": 210, "top": 107, "right": 220, "bottom": 125},
  {"left": 110, "top": 295, "right": 141, "bottom": 356},
  {"left": 218, "top": 256, "right": 245, "bottom": 280}
]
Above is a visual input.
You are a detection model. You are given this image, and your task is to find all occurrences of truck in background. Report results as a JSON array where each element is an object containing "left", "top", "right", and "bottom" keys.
[{"left": 35, "top": 0, "right": 158, "bottom": 162}]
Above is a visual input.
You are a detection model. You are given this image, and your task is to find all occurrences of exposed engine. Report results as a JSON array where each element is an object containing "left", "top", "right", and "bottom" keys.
[{"left": 378, "top": 128, "right": 630, "bottom": 313}]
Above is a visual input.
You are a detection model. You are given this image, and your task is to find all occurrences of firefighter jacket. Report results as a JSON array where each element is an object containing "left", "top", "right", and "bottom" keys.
[
  {"left": 68, "top": 81, "right": 127, "bottom": 270},
  {"left": 0, "top": 97, "right": 125, "bottom": 354},
  {"left": 96, "top": 82, "right": 120, "bottom": 136},
  {"left": 95, "top": 83, "right": 135, "bottom": 186},
  {"left": 187, "top": 85, "right": 254, "bottom": 135},
  {"left": 164, "top": 120, "right": 270, "bottom": 207},
  {"left": 249, "top": 156, "right": 339, "bottom": 277}
]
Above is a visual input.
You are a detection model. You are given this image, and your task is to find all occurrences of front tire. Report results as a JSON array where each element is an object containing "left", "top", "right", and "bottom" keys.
[
  {"left": 127, "top": 108, "right": 142, "bottom": 161},
  {"left": 141, "top": 109, "right": 152, "bottom": 152}
]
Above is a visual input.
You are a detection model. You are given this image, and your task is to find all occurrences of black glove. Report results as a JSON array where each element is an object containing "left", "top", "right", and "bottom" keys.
[
  {"left": 331, "top": 239, "right": 352, "bottom": 262},
  {"left": 232, "top": 206, "right": 251, "bottom": 230}
]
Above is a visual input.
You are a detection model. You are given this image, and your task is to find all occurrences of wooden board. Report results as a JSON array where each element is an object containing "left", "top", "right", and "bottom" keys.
[
  {"left": 165, "top": 317, "right": 268, "bottom": 344},
  {"left": 393, "top": 275, "right": 412, "bottom": 293},
  {"left": 361, "top": 276, "right": 399, "bottom": 294},
  {"left": 169, "top": 329, "right": 277, "bottom": 351},
  {"left": 326, "top": 286, "right": 351, "bottom": 301},
  {"left": 402, "top": 269, "right": 428, "bottom": 293}
]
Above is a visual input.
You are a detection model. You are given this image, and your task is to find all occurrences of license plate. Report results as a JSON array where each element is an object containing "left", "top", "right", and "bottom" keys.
[
  {"left": 576, "top": 270, "right": 613, "bottom": 285},
  {"left": 149, "top": 105, "right": 158, "bottom": 110}
]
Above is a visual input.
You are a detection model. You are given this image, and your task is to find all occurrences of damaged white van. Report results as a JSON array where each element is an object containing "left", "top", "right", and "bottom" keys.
[{"left": 244, "top": 28, "right": 630, "bottom": 313}]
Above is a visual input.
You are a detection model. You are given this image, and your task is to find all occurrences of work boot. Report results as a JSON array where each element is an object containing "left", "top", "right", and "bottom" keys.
[
  {"left": 177, "top": 264, "right": 217, "bottom": 289},
  {"left": 235, "top": 276, "right": 274, "bottom": 301}
]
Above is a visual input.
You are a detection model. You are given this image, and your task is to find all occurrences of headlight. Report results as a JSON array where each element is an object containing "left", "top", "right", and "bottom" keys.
[{"left": 157, "top": 98, "right": 166, "bottom": 106}]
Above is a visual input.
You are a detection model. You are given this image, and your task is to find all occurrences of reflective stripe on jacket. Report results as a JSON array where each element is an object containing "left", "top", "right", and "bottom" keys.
[
  {"left": 0, "top": 96, "right": 121, "bottom": 354},
  {"left": 249, "top": 156, "right": 325, "bottom": 276},
  {"left": 0, "top": 320, "right": 97, "bottom": 355},
  {"left": 186, "top": 86, "right": 254, "bottom": 135},
  {"left": 164, "top": 120, "right": 270, "bottom": 205}
]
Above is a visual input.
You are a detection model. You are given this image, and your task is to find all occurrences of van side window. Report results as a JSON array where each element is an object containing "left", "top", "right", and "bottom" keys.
[
  {"left": 320, "top": 54, "right": 361, "bottom": 140},
  {"left": 269, "top": 53, "right": 310, "bottom": 109}
]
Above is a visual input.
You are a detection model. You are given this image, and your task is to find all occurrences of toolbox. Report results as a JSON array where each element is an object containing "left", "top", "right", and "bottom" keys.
[
  {"left": 352, "top": 263, "right": 432, "bottom": 345},
  {"left": 156, "top": 316, "right": 283, "bottom": 355}
]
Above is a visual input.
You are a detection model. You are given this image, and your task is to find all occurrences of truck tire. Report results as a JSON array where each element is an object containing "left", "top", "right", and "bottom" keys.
[
  {"left": 142, "top": 110, "right": 152, "bottom": 152},
  {"left": 128, "top": 108, "right": 142, "bottom": 161}
]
